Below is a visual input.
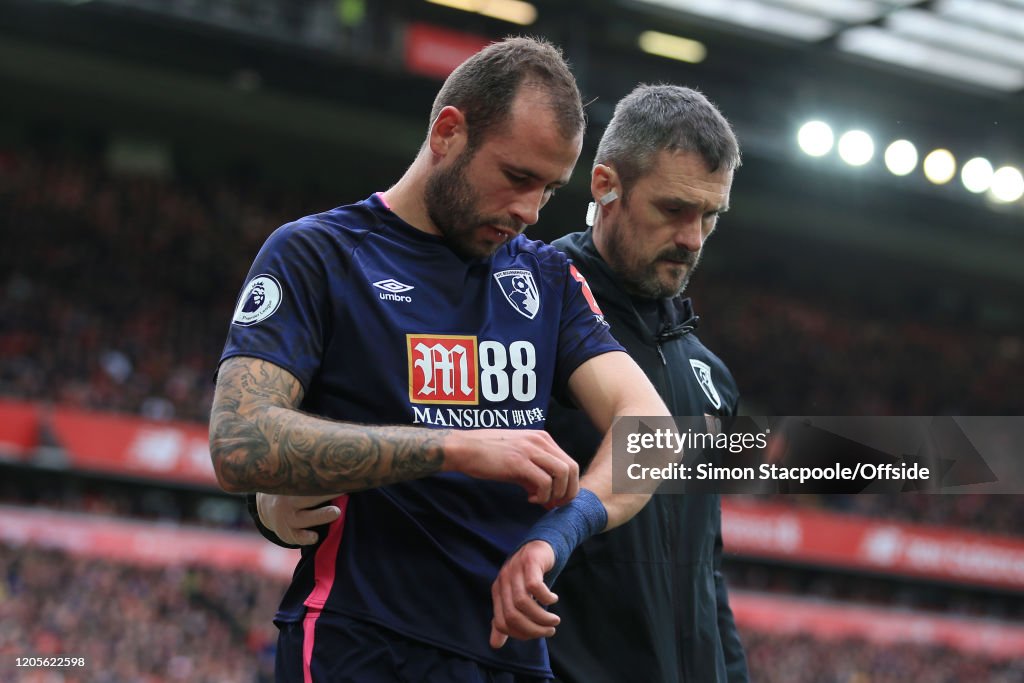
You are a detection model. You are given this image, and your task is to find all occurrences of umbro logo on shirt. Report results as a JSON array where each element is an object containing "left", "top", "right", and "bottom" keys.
[{"left": 373, "top": 278, "right": 414, "bottom": 302}]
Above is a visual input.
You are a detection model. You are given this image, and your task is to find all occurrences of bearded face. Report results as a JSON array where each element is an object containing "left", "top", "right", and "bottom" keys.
[
  {"left": 595, "top": 150, "right": 732, "bottom": 300},
  {"left": 424, "top": 146, "right": 522, "bottom": 260},
  {"left": 604, "top": 217, "right": 703, "bottom": 299}
]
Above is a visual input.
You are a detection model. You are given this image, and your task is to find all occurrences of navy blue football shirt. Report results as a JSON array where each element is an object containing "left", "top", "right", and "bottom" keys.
[{"left": 220, "top": 193, "right": 623, "bottom": 676}]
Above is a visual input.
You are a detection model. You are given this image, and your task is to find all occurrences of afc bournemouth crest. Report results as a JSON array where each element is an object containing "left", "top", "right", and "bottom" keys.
[
  {"left": 493, "top": 269, "right": 540, "bottom": 319},
  {"left": 232, "top": 274, "right": 283, "bottom": 326},
  {"left": 689, "top": 359, "right": 722, "bottom": 410}
]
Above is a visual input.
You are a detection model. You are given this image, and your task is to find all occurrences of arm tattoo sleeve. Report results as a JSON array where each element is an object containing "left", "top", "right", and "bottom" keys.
[{"left": 209, "top": 357, "right": 447, "bottom": 494}]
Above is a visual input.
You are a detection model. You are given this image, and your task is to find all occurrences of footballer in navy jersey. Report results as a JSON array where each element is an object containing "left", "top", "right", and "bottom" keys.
[
  {"left": 212, "top": 37, "right": 676, "bottom": 683},
  {"left": 220, "top": 193, "right": 621, "bottom": 675}
]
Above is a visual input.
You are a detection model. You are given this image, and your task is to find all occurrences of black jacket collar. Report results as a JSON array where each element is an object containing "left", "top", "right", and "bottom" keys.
[{"left": 553, "top": 229, "right": 700, "bottom": 345}]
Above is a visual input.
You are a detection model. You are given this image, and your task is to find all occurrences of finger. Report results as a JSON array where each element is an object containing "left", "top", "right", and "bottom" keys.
[
  {"left": 508, "top": 596, "right": 559, "bottom": 634},
  {"left": 536, "top": 451, "right": 569, "bottom": 506},
  {"left": 534, "top": 437, "right": 579, "bottom": 505},
  {"left": 297, "top": 505, "right": 342, "bottom": 528},
  {"left": 510, "top": 580, "right": 560, "bottom": 628},
  {"left": 558, "top": 448, "right": 580, "bottom": 503},
  {"left": 491, "top": 577, "right": 510, "bottom": 644},
  {"left": 296, "top": 530, "right": 320, "bottom": 546},
  {"left": 278, "top": 523, "right": 322, "bottom": 545},
  {"left": 518, "top": 461, "right": 554, "bottom": 506},
  {"left": 292, "top": 493, "right": 341, "bottom": 509},
  {"left": 504, "top": 604, "right": 557, "bottom": 641},
  {"left": 563, "top": 456, "right": 580, "bottom": 503},
  {"left": 525, "top": 569, "right": 559, "bottom": 607},
  {"left": 489, "top": 622, "right": 509, "bottom": 649},
  {"left": 501, "top": 564, "right": 559, "bottom": 639},
  {"left": 529, "top": 450, "right": 577, "bottom": 507},
  {"left": 278, "top": 527, "right": 318, "bottom": 546}
]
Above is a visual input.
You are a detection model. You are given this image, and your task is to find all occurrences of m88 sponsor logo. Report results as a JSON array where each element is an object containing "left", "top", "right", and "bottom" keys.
[{"left": 406, "top": 334, "right": 537, "bottom": 405}]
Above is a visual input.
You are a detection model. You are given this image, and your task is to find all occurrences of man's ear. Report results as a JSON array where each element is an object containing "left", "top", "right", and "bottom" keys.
[
  {"left": 591, "top": 164, "right": 620, "bottom": 206},
  {"left": 428, "top": 106, "right": 468, "bottom": 158}
]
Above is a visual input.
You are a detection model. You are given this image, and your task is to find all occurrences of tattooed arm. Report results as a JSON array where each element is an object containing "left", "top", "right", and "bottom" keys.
[{"left": 209, "top": 356, "right": 579, "bottom": 500}]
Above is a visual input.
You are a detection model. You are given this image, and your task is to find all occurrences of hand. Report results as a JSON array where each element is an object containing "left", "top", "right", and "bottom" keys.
[
  {"left": 489, "top": 540, "right": 559, "bottom": 648},
  {"left": 256, "top": 493, "right": 342, "bottom": 545},
  {"left": 444, "top": 429, "right": 579, "bottom": 508}
]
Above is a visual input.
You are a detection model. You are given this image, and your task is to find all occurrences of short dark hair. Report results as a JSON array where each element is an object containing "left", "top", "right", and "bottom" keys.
[
  {"left": 595, "top": 84, "right": 741, "bottom": 198},
  {"left": 430, "top": 36, "right": 584, "bottom": 148}
]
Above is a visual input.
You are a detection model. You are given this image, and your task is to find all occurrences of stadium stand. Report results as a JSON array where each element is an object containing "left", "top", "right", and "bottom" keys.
[
  {"left": 743, "top": 632, "right": 1024, "bottom": 683},
  {"left": 2, "top": 146, "right": 1022, "bottom": 680},
  {"left": 0, "top": 542, "right": 281, "bottom": 683},
  {"left": 3, "top": 154, "right": 1021, "bottom": 422},
  {"left": 2, "top": 0, "right": 1022, "bottom": 679}
]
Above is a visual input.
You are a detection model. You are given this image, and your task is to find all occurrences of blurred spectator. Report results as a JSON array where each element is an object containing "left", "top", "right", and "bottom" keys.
[
  {"left": 0, "top": 544, "right": 283, "bottom": 683},
  {"left": 741, "top": 632, "right": 1024, "bottom": 683}
]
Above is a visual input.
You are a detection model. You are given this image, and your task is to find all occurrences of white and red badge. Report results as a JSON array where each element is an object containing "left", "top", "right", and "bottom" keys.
[{"left": 407, "top": 334, "right": 480, "bottom": 405}]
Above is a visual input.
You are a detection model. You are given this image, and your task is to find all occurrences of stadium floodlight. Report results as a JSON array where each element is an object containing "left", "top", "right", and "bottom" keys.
[
  {"left": 923, "top": 149, "right": 957, "bottom": 184},
  {"left": 961, "top": 157, "right": 994, "bottom": 193},
  {"left": 426, "top": 0, "right": 537, "bottom": 25},
  {"left": 639, "top": 31, "right": 707, "bottom": 63},
  {"left": 837, "top": 130, "right": 875, "bottom": 166},
  {"left": 797, "top": 121, "right": 834, "bottom": 157},
  {"left": 884, "top": 139, "right": 918, "bottom": 175},
  {"left": 990, "top": 166, "right": 1024, "bottom": 202}
]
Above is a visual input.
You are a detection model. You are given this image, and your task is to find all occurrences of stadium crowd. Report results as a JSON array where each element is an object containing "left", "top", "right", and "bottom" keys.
[
  {"left": 3, "top": 542, "right": 1021, "bottom": 682},
  {"left": 788, "top": 493, "right": 1024, "bottom": 539},
  {"left": 724, "top": 559, "right": 1024, "bottom": 622},
  {"left": 1, "top": 544, "right": 279, "bottom": 683},
  {"left": 0, "top": 150, "right": 330, "bottom": 423},
  {"left": 696, "top": 283, "right": 1023, "bottom": 416},
  {"left": 2, "top": 151, "right": 1022, "bottom": 424},
  {"left": 743, "top": 632, "right": 1024, "bottom": 683},
  {"left": 3, "top": 148, "right": 1023, "bottom": 680},
  {"left": 2, "top": 151, "right": 1021, "bottom": 528}
]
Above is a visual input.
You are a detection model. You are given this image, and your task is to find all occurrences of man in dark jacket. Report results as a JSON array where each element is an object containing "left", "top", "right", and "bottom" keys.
[{"left": 544, "top": 84, "right": 748, "bottom": 683}]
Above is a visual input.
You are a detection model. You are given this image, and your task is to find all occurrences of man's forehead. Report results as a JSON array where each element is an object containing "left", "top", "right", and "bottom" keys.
[
  {"left": 643, "top": 149, "right": 732, "bottom": 205},
  {"left": 485, "top": 111, "right": 582, "bottom": 183},
  {"left": 513, "top": 89, "right": 580, "bottom": 134}
]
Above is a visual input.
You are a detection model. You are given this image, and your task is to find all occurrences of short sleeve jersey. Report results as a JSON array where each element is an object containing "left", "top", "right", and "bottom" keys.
[{"left": 220, "top": 193, "right": 622, "bottom": 676}]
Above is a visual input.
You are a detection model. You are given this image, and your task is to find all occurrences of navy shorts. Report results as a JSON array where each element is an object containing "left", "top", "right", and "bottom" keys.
[{"left": 275, "top": 610, "right": 552, "bottom": 683}]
